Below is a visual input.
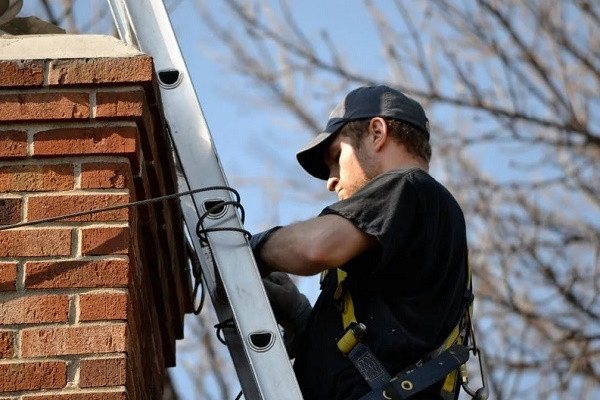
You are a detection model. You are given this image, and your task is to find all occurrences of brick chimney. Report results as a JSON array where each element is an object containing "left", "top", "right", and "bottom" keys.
[{"left": 0, "top": 34, "right": 192, "bottom": 399}]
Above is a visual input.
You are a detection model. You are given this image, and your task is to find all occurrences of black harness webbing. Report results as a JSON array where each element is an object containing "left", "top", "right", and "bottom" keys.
[
  {"left": 358, "top": 344, "right": 470, "bottom": 400},
  {"left": 348, "top": 341, "right": 392, "bottom": 390}
]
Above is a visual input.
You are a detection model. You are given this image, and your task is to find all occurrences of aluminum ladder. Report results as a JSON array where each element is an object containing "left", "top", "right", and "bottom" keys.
[{"left": 107, "top": 1, "right": 304, "bottom": 399}]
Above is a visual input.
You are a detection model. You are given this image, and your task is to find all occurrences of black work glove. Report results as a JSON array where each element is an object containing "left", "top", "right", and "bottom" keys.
[
  {"left": 249, "top": 226, "right": 281, "bottom": 277},
  {"left": 263, "top": 272, "right": 312, "bottom": 358}
]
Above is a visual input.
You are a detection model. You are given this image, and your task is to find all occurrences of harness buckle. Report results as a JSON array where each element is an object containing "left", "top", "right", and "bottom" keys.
[{"left": 336, "top": 322, "right": 366, "bottom": 355}]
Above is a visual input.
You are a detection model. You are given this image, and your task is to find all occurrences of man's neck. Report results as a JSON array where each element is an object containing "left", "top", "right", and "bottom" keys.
[{"left": 380, "top": 148, "right": 429, "bottom": 174}]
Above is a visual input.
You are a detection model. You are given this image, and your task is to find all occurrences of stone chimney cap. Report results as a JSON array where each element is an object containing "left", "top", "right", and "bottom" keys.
[{"left": 0, "top": 34, "right": 143, "bottom": 60}]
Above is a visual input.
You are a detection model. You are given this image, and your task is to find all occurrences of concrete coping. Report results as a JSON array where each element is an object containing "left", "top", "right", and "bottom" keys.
[{"left": 0, "top": 34, "right": 142, "bottom": 60}]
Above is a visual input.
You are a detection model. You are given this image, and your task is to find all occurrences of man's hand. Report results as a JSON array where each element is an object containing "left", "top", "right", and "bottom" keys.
[
  {"left": 262, "top": 272, "right": 312, "bottom": 358},
  {"left": 262, "top": 272, "right": 310, "bottom": 324}
]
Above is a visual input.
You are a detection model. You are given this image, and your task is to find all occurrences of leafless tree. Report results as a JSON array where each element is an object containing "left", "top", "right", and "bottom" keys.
[
  {"left": 25, "top": 0, "right": 113, "bottom": 34},
  {"left": 192, "top": 1, "right": 600, "bottom": 398},
  {"left": 20, "top": 0, "right": 599, "bottom": 398}
]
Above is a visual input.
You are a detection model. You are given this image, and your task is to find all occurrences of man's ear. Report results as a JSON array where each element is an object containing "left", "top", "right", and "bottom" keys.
[{"left": 369, "top": 117, "right": 388, "bottom": 152}]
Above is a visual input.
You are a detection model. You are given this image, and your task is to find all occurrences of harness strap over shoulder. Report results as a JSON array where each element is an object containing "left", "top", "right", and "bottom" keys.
[{"left": 334, "top": 268, "right": 356, "bottom": 329}]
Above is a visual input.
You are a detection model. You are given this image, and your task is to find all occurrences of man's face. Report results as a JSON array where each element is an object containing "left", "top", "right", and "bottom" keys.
[{"left": 324, "top": 132, "right": 377, "bottom": 200}]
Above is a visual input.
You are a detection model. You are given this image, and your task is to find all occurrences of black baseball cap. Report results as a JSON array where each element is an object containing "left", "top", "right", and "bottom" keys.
[{"left": 296, "top": 85, "right": 429, "bottom": 180}]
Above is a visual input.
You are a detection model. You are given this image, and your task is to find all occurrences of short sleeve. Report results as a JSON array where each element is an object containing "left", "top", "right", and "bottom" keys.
[{"left": 319, "top": 170, "right": 419, "bottom": 269}]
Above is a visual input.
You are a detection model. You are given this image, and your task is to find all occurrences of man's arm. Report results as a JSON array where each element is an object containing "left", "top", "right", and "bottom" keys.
[{"left": 259, "top": 214, "right": 378, "bottom": 276}]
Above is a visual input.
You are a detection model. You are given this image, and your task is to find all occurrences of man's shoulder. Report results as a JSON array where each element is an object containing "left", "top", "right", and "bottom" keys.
[
  {"left": 357, "top": 168, "right": 437, "bottom": 201},
  {"left": 384, "top": 169, "right": 464, "bottom": 213},
  {"left": 374, "top": 167, "right": 436, "bottom": 189}
]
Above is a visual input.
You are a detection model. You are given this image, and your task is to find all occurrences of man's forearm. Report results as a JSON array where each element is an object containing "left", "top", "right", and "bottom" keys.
[
  {"left": 259, "top": 214, "right": 377, "bottom": 276},
  {"left": 259, "top": 219, "right": 325, "bottom": 275}
]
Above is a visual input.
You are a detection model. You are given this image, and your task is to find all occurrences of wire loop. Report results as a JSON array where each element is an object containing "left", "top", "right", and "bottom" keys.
[
  {"left": 214, "top": 318, "right": 236, "bottom": 345},
  {"left": 195, "top": 200, "right": 251, "bottom": 244}
]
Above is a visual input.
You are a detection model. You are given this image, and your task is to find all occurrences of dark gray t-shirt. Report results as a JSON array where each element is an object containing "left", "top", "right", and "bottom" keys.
[{"left": 293, "top": 168, "right": 468, "bottom": 400}]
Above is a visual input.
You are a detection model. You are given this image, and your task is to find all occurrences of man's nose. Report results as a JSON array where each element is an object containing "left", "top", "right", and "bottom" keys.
[{"left": 327, "top": 176, "right": 339, "bottom": 192}]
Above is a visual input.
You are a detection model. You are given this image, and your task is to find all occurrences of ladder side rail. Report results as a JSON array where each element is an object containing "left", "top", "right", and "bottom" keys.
[{"left": 107, "top": 0, "right": 137, "bottom": 47}]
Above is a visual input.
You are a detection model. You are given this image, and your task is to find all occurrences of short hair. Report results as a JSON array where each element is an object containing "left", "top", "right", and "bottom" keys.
[{"left": 339, "top": 118, "right": 431, "bottom": 162}]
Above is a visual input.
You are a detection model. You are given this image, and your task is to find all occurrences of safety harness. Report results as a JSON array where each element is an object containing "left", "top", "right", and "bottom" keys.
[{"left": 324, "top": 267, "right": 487, "bottom": 400}]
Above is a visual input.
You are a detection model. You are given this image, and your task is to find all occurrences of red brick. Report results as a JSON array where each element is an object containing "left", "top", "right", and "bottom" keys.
[
  {"left": 0, "top": 198, "right": 21, "bottom": 225},
  {"left": 0, "top": 263, "right": 17, "bottom": 292},
  {"left": 81, "top": 162, "right": 130, "bottom": 189},
  {"left": 79, "top": 292, "right": 128, "bottom": 321},
  {"left": 79, "top": 356, "right": 126, "bottom": 387},
  {"left": 25, "top": 260, "right": 129, "bottom": 289},
  {"left": 0, "top": 229, "right": 71, "bottom": 257},
  {"left": 96, "top": 90, "right": 145, "bottom": 118},
  {"left": 0, "top": 92, "right": 89, "bottom": 121},
  {"left": 48, "top": 56, "right": 152, "bottom": 85},
  {"left": 23, "top": 392, "right": 126, "bottom": 400},
  {"left": 33, "top": 126, "right": 137, "bottom": 157},
  {"left": 0, "top": 295, "right": 68, "bottom": 325},
  {"left": 0, "top": 130, "right": 27, "bottom": 159},
  {"left": 0, "top": 361, "right": 66, "bottom": 392},
  {"left": 27, "top": 194, "right": 130, "bottom": 223},
  {"left": 0, "top": 164, "right": 73, "bottom": 192},
  {"left": 21, "top": 323, "right": 126, "bottom": 357},
  {"left": 0, "top": 330, "right": 15, "bottom": 358},
  {"left": 81, "top": 227, "right": 129, "bottom": 255},
  {"left": 0, "top": 60, "right": 44, "bottom": 87}
]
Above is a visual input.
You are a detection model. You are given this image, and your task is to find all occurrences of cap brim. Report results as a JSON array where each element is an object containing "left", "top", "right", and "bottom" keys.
[
  {"left": 296, "top": 131, "right": 333, "bottom": 180},
  {"left": 296, "top": 119, "right": 347, "bottom": 180}
]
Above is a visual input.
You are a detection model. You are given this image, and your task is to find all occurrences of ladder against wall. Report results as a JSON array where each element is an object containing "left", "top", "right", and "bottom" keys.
[{"left": 107, "top": 1, "right": 304, "bottom": 399}]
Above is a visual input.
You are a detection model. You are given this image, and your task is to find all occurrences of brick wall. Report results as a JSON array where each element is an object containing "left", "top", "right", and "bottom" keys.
[{"left": 0, "top": 35, "right": 192, "bottom": 399}]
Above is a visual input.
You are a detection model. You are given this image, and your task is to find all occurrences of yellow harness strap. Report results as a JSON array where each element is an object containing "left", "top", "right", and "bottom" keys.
[
  {"left": 440, "top": 325, "right": 461, "bottom": 395},
  {"left": 334, "top": 269, "right": 357, "bottom": 329},
  {"left": 321, "top": 268, "right": 357, "bottom": 330},
  {"left": 440, "top": 261, "right": 473, "bottom": 397},
  {"left": 331, "top": 268, "right": 361, "bottom": 355}
]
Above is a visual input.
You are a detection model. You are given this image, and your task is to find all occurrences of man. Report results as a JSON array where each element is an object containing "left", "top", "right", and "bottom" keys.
[{"left": 251, "top": 85, "right": 468, "bottom": 399}]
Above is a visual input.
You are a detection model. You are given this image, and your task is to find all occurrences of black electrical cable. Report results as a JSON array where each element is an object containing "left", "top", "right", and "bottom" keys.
[
  {"left": 214, "top": 318, "right": 235, "bottom": 345},
  {"left": 195, "top": 200, "right": 251, "bottom": 244},
  {"left": 0, "top": 186, "right": 243, "bottom": 230},
  {"left": 186, "top": 240, "right": 206, "bottom": 315}
]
